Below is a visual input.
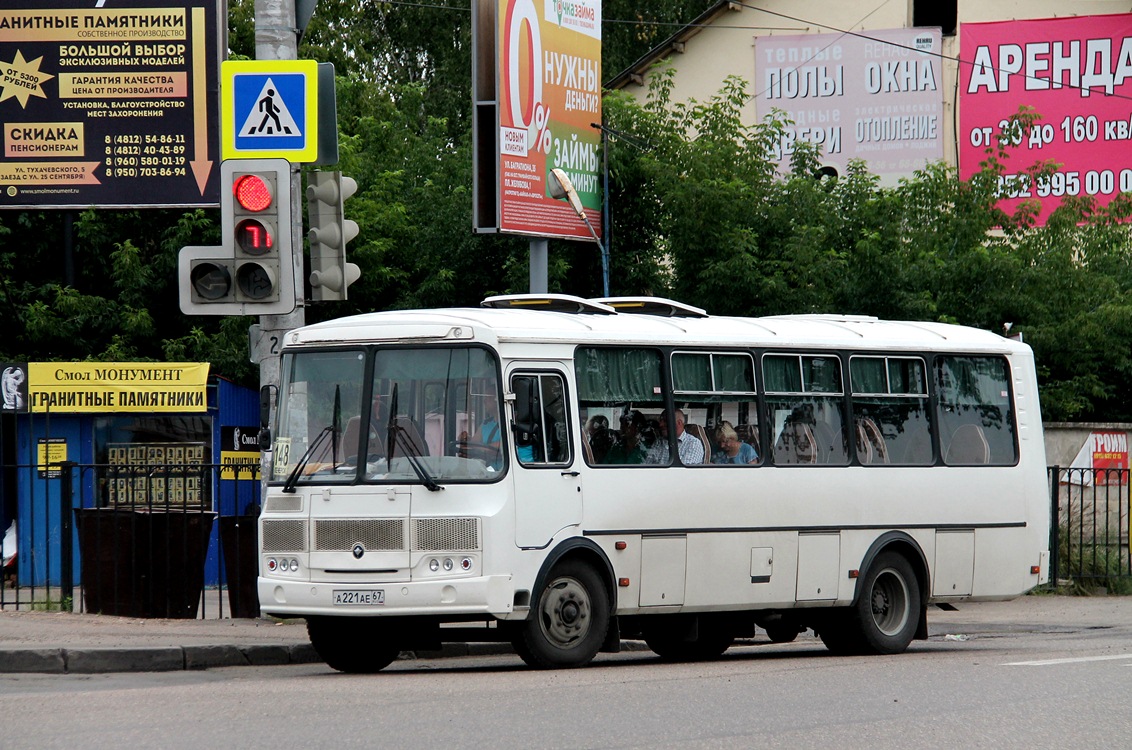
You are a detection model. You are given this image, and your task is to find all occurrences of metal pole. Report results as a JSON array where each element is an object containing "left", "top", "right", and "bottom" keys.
[
  {"left": 254, "top": 1, "right": 303, "bottom": 482},
  {"left": 600, "top": 125, "right": 610, "bottom": 297},
  {"left": 1049, "top": 465, "right": 1060, "bottom": 584},
  {"left": 60, "top": 461, "right": 75, "bottom": 607},
  {"left": 529, "top": 238, "right": 548, "bottom": 293},
  {"left": 63, "top": 211, "right": 75, "bottom": 288}
]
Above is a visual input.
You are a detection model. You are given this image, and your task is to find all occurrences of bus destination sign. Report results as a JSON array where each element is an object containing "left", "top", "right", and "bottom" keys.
[{"left": 0, "top": 0, "right": 221, "bottom": 209}]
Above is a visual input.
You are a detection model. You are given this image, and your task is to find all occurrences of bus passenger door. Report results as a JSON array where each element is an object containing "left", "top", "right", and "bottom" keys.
[{"left": 509, "top": 369, "right": 582, "bottom": 548}]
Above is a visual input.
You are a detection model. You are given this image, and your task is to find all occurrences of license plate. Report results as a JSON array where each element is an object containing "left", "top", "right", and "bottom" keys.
[{"left": 333, "top": 589, "right": 385, "bottom": 606}]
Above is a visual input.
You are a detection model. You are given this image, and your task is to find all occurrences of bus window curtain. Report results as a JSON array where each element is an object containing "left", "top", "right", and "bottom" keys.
[{"left": 575, "top": 348, "right": 662, "bottom": 403}]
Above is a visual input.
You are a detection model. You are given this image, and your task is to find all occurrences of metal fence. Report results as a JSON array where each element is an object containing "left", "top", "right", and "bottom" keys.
[
  {"left": 1, "top": 460, "right": 260, "bottom": 617},
  {"left": 1049, "top": 466, "right": 1132, "bottom": 586},
  {"left": 3, "top": 464, "right": 1130, "bottom": 615}
]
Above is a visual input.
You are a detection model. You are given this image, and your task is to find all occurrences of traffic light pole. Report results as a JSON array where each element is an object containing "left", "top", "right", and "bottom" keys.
[{"left": 254, "top": 0, "right": 303, "bottom": 443}]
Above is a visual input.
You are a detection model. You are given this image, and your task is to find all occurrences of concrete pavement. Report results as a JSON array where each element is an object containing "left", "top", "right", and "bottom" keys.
[{"left": 1, "top": 594, "right": 1128, "bottom": 675}]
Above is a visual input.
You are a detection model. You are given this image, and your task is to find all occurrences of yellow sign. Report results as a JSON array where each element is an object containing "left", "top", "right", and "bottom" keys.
[
  {"left": 0, "top": 2, "right": 220, "bottom": 209},
  {"left": 36, "top": 437, "right": 66, "bottom": 477},
  {"left": 220, "top": 59, "right": 318, "bottom": 162},
  {"left": 27, "top": 362, "right": 209, "bottom": 413},
  {"left": 220, "top": 451, "right": 261, "bottom": 480}
]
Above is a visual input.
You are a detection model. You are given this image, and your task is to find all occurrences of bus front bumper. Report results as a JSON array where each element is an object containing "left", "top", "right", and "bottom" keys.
[{"left": 258, "top": 574, "right": 515, "bottom": 619}]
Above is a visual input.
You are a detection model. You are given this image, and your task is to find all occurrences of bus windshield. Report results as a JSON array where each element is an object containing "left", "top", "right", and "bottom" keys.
[{"left": 271, "top": 346, "right": 504, "bottom": 485}]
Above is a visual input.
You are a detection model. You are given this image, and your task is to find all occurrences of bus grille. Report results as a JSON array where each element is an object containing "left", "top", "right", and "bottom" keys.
[
  {"left": 265, "top": 495, "right": 302, "bottom": 512},
  {"left": 262, "top": 520, "right": 308, "bottom": 552},
  {"left": 414, "top": 518, "right": 479, "bottom": 551},
  {"left": 315, "top": 519, "right": 404, "bottom": 551}
]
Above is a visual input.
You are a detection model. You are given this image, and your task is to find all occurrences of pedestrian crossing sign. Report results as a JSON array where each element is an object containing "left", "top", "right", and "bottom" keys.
[{"left": 221, "top": 60, "right": 319, "bottom": 162}]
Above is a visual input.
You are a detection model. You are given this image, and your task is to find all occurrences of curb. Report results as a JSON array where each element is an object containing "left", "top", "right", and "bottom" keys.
[
  {"left": 0, "top": 640, "right": 647, "bottom": 675},
  {"left": 0, "top": 643, "right": 321, "bottom": 675}
]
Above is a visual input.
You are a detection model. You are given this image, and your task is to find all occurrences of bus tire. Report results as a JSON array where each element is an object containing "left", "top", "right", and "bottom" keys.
[
  {"left": 512, "top": 560, "right": 610, "bottom": 669},
  {"left": 307, "top": 616, "right": 401, "bottom": 673},
  {"left": 848, "top": 551, "right": 920, "bottom": 655},
  {"left": 817, "top": 615, "right": 859, "bottom": 655},
  {"left": 764, "top": 623, "right": 801, "bottom": 644}
]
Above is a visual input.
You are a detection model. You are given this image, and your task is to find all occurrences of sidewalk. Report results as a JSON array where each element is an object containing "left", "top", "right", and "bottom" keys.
[{"left": 1, "top": 594, "right": 1128, "bottom": 675}]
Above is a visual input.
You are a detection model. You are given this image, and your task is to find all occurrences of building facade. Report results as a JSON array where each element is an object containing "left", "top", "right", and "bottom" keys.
[{"left": 610, "top": 1, "right": 1132, "bottom": 202}]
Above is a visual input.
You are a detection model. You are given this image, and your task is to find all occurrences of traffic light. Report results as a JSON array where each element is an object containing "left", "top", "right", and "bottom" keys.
[
  {"left": 306, "top": 170, "right": 360, "bottom": 301},
  {"left": 178, "top": 158, "right": 297, "bottom": 316}
]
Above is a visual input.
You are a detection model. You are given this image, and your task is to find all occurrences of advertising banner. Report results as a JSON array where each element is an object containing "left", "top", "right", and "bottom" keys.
[
  {"left": 754, "top": 27, "right": 943, "bottom": 183},
  {"left": 1067, "top": 431, "right": 1129, "bottom": 486},
  {"left": 26, "top": 362, "right": 209, "bottom": 413},
  {"left": 959, "top": 14, "right": 1132, "bottom": 223},
  {"left": 219, "top": 425, "right": 261, "bottom": 480},
  {"left": 496, "top": 0, "right": 601, "bottom": 239},
  {"left": 0, "top": 0, "right": 221, "bottom": 208}
]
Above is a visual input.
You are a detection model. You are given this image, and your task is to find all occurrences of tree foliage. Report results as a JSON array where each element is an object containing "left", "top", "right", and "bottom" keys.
[{"left": 604, "top": 70, "right": 1132, "bottom": 420}]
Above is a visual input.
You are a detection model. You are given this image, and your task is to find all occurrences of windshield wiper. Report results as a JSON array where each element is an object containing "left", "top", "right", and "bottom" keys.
[
  {"left": 385, "top": 383, "right": 443, "bottom": 492},
  {"left": 282, "top": 425, "right": 334, "bottom": 494},
  {"left": 391, "top": 424, "right": 443, "bottom": 492},
  {"left": 330, "top": 385, "right": 341, "bottom": 468}
]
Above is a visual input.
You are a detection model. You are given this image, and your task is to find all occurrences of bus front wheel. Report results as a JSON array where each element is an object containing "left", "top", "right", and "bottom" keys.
[
  {"left": 512, "top": 560, "right": 610, "bottom": 669},
  {"left": 307, "top": 616, "right": 401, "bottom": 673}
]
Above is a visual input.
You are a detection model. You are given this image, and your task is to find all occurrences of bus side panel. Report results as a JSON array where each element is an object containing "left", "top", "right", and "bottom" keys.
[{"left": 683, "top": 532, "right": 800, "bottom": 610}]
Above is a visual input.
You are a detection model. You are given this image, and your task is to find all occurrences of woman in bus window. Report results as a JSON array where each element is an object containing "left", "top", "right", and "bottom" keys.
[{"left": 712, "top": 422, "right": 759, "bottom": 465}]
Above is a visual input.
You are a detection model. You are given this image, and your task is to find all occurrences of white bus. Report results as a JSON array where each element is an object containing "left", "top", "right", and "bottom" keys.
[{"left": 258, "top": 294, "right": 1050, "bottom": 671}]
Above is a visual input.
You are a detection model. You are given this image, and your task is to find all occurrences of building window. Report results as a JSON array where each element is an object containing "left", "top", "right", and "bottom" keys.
[{"left": 913, "top": 0, "right": 956, "bottom": 37}]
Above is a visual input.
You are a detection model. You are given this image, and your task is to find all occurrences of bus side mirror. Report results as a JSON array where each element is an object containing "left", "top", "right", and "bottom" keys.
[
  {"left": 258, "top": 428, "right": 272, "bottom": 451},
  {"left": 259, "top": 385, "right": 274, "bottom": 428},
  {"left": 512, "top": 378, "right": 539, "bottom": 437}
]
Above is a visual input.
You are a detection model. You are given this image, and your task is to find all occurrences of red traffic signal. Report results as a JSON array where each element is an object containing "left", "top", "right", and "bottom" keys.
[
  {"left": 177, "top": 159, "right": 296, "bottom": 316},
  {"left": 233, "top": 174, "right": 273, "bottom": 212}
]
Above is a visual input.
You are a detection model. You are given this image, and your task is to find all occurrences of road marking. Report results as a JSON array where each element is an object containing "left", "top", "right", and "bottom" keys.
[{"left": 1005, "top": 654, "right": 1132, "bottom": 666}]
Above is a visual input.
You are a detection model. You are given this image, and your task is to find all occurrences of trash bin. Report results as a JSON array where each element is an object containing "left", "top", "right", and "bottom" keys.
[
  {"left": 75, "top": 508, "right": 216, "bottom": 618},
  {"left": 219, "top": 515, "right": 260, "bottom": 618}
]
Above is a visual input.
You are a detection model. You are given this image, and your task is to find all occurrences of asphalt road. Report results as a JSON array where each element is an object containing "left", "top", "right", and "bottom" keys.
[{"left": 3, "top": 596, "right": 1131, "bottom": 749}]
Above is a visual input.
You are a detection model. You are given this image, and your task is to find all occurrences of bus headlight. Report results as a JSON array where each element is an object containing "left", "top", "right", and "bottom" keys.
[
  {"left": 429, "top": 558, "right": 440, "bottom": 572},
  {"left": 443, "top": 558, "right": 454, "bottom": 571}
]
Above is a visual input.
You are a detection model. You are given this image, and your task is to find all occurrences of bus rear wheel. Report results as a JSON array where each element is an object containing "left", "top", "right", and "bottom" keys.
[
  {"left": 307, "top": 616, "right": 401, "bottom": 673},
  {"left": 821, "top": 551, "right": 920, "bottom": 655},
  {"left": 512, "top": 560, "right": 610, "bottom": 669}
]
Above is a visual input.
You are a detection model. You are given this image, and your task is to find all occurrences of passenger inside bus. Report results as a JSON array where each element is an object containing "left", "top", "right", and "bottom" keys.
[
  {"left": 604, "top": 410, "right": 648, "bottom": 464},
  {"left": 585, "top": 415, "right": 614, "bottom": 463},
  {"left": 644, "top": 409, "right": 706, "bottom": 465},
  {"left": 457, "top": 392, "right": 503, "bottom": 469},
  {"left": 711, "top": 421, "right": 759, "bottom": 464}
]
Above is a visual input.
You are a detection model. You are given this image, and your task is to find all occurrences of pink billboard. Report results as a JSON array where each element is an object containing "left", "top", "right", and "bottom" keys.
[
  {"left": 960, "top": 14, "right": 1132, "bottom": 223},
  {"left": 496, "top": 0, "right": 601, "bottom": 240}
]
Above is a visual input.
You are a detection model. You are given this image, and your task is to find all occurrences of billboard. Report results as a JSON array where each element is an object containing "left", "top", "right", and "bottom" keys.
[
  {"left": 754, "top": 27, "right": 944, "bottom": 183},
  {"left": 474, "top": 0, "right": 602, "bottom": 240},
  {"left": 26, "top": 362, "right": 209, "bottom": 413},
  {"left": 0, "top": 0, "right": 221, "bottom": 209},
  {"left": 1067, "top": 431, "right": 1129, "bottom": 486},
  {"left": 960, "top": 13, "right": 1132, "bottom": 223}
]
